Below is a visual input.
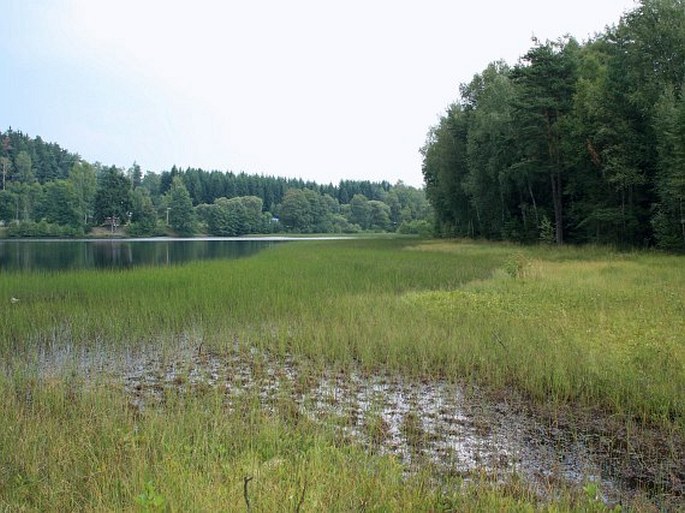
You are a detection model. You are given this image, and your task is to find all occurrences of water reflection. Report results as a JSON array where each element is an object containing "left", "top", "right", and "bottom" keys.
[{"left": 0, "top": 239, "right": 277, "bottom": 272}]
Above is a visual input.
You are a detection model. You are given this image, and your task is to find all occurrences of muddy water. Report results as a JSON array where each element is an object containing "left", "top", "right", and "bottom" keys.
[{"left": 25, "top": 341, "right": 637, "bottom": 505}]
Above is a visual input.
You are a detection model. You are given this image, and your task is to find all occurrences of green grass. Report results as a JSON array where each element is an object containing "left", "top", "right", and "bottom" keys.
[
  {"left": 4, "top": 239, "right": 680, "bottom": 424},
  {"left": 0, "top": 376, "right": 621, "bottom": 512},
  {"left": 0, "top": 238, "right": 682, "bottom": 510},
  {"left": 405, "top": 245, "right": 685, "bottom": 424},
  {"left": 0, "top": 239, "right": 500, "bottom": 357}
]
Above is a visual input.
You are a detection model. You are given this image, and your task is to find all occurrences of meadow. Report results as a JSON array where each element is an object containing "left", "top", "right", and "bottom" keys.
[{"left": 0, "top": 238, "right": 682, "bottom": 511}]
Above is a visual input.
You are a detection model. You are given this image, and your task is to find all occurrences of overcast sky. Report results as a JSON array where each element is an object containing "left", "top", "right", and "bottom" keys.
[{"left": 1, "top": 0, "right": 637, "bottom": 187}]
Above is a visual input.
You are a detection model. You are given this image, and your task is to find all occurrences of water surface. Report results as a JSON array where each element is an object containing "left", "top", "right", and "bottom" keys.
[{"left": 0, "top": 238, "right": 284, "bottom": 271}]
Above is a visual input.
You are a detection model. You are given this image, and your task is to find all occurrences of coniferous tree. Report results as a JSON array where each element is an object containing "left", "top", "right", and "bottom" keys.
[{"left": 165, "top": 176, "right": 196, "bottom": 236}]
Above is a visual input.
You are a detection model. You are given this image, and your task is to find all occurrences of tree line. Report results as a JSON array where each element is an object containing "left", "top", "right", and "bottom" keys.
[
  {"left": 0, "top": 129, "right": 432, "bottom": 237},
  {"left": 422, "top": 0, "right": 685, "bottom": 249}
]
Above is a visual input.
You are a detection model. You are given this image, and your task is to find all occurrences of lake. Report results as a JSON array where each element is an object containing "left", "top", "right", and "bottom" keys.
[{"left": 0, "top": 238, "right": 292, "bottom": 272}]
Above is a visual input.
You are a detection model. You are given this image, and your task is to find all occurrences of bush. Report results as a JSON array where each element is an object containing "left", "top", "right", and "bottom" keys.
[
  {"left": 397, "top": 219, "right": 432, "bottom": 236},
  {"left": 6, "top": 220, "right": 84, "bottom": 238},
  {"left": 127, "top": 220, "right": 165, "bottom": 238}
]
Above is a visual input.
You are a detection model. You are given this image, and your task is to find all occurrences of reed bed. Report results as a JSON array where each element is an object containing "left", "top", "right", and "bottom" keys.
[{"left": 0, "top": 238, "right": 682, "bottom": 511}]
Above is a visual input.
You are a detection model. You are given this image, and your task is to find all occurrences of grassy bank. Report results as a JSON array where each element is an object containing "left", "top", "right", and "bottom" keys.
[{"left": 1, "top": 238, "right": 682, "bottom": 510}]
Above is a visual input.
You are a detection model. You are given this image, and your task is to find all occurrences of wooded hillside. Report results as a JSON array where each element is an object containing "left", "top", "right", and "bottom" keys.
[{"left": 0, "top": 129, "right": 431, "bottom": 237}]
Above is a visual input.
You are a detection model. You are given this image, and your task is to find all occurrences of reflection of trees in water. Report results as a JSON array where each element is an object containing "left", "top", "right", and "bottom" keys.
[
  {"left": 0, "top": 240, "right": 274, "bottom": 271},
  {"left": 96, "top": 241, "right": 135, "bottom": 268}
]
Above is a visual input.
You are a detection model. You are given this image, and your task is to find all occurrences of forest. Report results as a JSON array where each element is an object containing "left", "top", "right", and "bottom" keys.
[
  {"left": 4, "top": 1, "right": 683, "bottom": 249},
  {"left": 421, "top": 0, "right": 685, "bottom": 249},
  {"left": 0, "top": 130, "right": 432, "bottom": 238}
]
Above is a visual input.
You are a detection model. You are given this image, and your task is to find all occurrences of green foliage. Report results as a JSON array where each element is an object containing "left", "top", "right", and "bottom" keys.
[
  {"left": 510, "top": 39, "right": 578, "bottom": 244},
  {"left": 397, "top": 219, "right": 432, "bottom": 236},
  {"left": 277, "top": 188, "right": 310, "bottom": 231},
  {"left": 462, "top": 62, "right": 516, "bottom": 239},
  {"left": 165, "top": 176, "right": 196, "bottom": 236},
  {"left": 367, "top": 200, "right": 391, "bottom": 230},
  {"left": 348, "top": 194, "right": 371, "bottom": 229},
  {"left": 0, "top": 190, "right": 13, "bottom": 222},
  {"left": 94, "top": 166, "right": 132, "bottom": 226},
  {"left": 68, "top": 161, "right": 97, "bottom": 226},
  {"left": 653, "top": 85, "right": 685, "bottom": 249},
  {"left": 582, "top": 482, "right": 622, "bottom": 512},
  {"left": 129, "top": 188, "right": 161, "bottom": 236},
  {"left": 1, "top": 128, "right": 433, "bottom": 238},
  {"left": 136, "top": 481, "right": 167, "bottom": 512},
  {"left": 14, "top": 150, "right": 34, "bottom": 184},
  {"left": 422, "top": 104, "right": 473, "bottom": 237},
  {"left": 330, "top": 214, "right": 359, "bottom": 233},
  {"left": 201, "top": 195, "right": 268, "bottom": 236},
  {"left": 40, "top": 180, "right": 82, "bottom": 228},
  {"left": 503, "top": 252, "right": 529, "bottom": 278},
  {"left": 0, "top": 128, "right": 79, "bottom": 185},
  {"left": 0, "top": 156, "right": 12, "bottom": 191},
  {"left": 539, "top": 215, "right": 555, "bottom": 244},
  {"left": 6, "top": 182, "right": 43, "bottom": 222},
  {"left": 422, "top": 0, "right": 685, "bottom": 248},
  {"left": 129, "top": 161, "right": 143, "bottom": 189},
  {"left": 6, "top": 220, "right": 83, "bottom": 238}
]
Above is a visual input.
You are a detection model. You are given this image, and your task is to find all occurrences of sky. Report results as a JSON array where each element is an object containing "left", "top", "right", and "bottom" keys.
[{"left": 1, "top": 0, "right": 638, "bottom": 187}]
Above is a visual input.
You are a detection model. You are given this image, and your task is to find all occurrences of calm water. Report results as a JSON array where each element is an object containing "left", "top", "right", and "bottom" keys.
[{"left": 0, "top": 238, "right": 282, "bottom": 272}]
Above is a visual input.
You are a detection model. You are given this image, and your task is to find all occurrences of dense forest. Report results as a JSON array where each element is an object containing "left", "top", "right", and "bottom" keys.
[
  {"left": 0, "top": 129, "right": 431, "bottom": 237},
  {"left": 422, "top": 0, "right": 685, "bottom": 249}
]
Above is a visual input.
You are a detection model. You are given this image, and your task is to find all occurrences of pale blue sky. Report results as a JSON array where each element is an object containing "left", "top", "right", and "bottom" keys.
[{"left": 1, "top": 0, "right": 637, "bottom": 186}]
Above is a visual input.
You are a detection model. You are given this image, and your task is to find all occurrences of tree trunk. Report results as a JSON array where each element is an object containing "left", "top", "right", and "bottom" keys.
[
  {"left": 551, "top": 171, "right": 563, "bottom": 244},
  {"left": 527, "top": 181, "right": 539, "bottom": 228},
  {"left": 545, "top": 110, "right": 563, "bottom": 244}
]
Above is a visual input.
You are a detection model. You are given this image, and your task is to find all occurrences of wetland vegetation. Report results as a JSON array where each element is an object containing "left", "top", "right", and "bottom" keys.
[
  {"left": 1, "top": 238, "right": 682, "bottom": 511},
  {"left": 2, "top": 2, "right": 683, "bottom": 510}
]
